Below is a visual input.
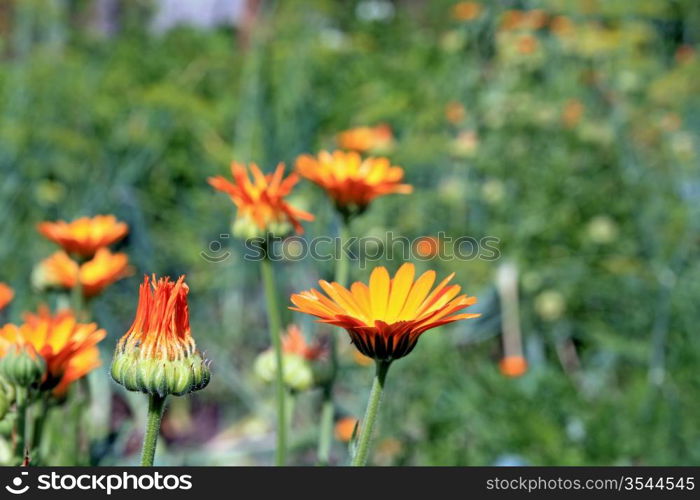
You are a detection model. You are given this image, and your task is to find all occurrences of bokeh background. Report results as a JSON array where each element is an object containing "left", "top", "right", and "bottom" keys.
[{"left": 2, "top": 0, "right": 700, "bottom": 465}]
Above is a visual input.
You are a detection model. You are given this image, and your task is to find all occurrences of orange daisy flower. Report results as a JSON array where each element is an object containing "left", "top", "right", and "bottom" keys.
[
  {"left": 34, "top": 251, "right": 79, "bottom": 291},
  {"left": 290, "top": 263, "right": 479, "bottom": 361},
  {"left": 37, "top": 215, "right": 128, "bottom": 258},
  {"left": 34, "top": 249, "right": 131, "bottom": 297},
  {"left": 282, "top": 325, "right": 325, "bottom": 361},
  {"left": 80, "top": 248, "right": 132, "bottom": 297},
  {"left": 208, "top": 162, "right": 314, "bottom": 235},
  {"left": 499, "top": 355, "right": 528, "bottom": 378},
  {"left": 0, "top": 308, "right": 106, "bottom": 394},
  {"left": 0, "top": 283, "right": 13, "bottom": 310},
  {"left": 336, "top": 124, "right": 394, "bottom": 153},
  {"left": 295, "top": 150, "right": 412, "bottom": 211}
]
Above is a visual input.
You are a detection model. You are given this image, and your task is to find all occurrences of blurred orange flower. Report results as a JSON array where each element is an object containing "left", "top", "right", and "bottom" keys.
[
  {"left": 117, "top": 275, "right": 196, "bottom": 362},
  {"left": 516, "top": 34, "right": 539, "bottom": 55},
  {"left": 335, "top": 417, "right": 359, "bottom": 442},
  {"left": 501, "top": 9, "right": 548, "bottom": 31},
  {"left": 499, "top": 355, "right": 528, "bottom": 378},
  {"left": 81, "top": 248, "right": 132, "bottom": 297},
  {"left": 414, "top": 236, "right": 441, "bottom": 259},
  {"left": 451, "top": 2, "right": 482, "bottom": 22},
  {"left": 562, "top": 99, "right": 585, "bottom": 128},
  {"left": 336, "top": 124, "right": 394, "bottom": 153},
  {"left": 35, "top": 249, "right": 131, "bottom": 297},
  {"left": 675, "top": 45, "right": 695, "bottom": 64},
  {"left": 295, "top": 150, "right": 412, "bottom": 210},
  {"left": 0, "top": 308, "right": 105, "bottom": 395},
  {"left": 281, "top": 324, "right": 325, "bottom": 361},
  {"left": 37, "top": 215, "right": 128, "bottom": 258},
  {"left": 353, "top": 350, "right": 374, "bottom": 366},
  {"left": 290, "top": 263, "right": 479, "bottom": 361},
  {"left": 209, "top": 162, "right": 314, "bottom": 235},
  {"left": 445, "top": 101, "right": 467, "bottom": 124},
  {"left": 0, "top": 283, "right": 13, "bottom": 310},
  {"left": 34, "top": 251, "right": 79, "bottom": 290},
  {"left": 549, "top": 15, "right": 575, "bottom": 37}
]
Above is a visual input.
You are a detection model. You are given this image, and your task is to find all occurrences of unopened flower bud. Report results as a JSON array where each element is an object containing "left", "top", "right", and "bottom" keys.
[
  {"left": 111, "top": 275, "right": 211, "bottom": 398},
  {"left": 0, "top": 376, "right": 15, "bottom": 420},
  {"left": 0, "top": 346, "right": 46, "bottom": 387},
  {"left": 254, "top": 351, "right": 313, "bottom": 392}
]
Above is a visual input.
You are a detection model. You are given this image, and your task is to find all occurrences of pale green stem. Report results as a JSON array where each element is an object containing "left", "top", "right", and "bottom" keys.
[
  {"left": 351, "top": 361, "right": 391, "bottom": 466},
  {"left": 140, "top": 394, "right": 166, "bottom": 466},
  {"left": 261, "top": 253, "right": 287, "bottom": 466},
  {"left": 316, "top": 396, "right": 334, "bottom": 465},
  {"left": 316, "top": 216, "right": 350, "bottom": 465},
  {"left": 71, "top": 275, "right": 84, "bottom": 320},
  {"left": 14, "top": 386, "right": 28, "bottom": 462}
]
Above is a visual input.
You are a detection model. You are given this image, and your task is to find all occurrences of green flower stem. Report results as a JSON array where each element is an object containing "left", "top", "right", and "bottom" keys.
[
  {"left": 140, "top": 394, "right": 167, "bottom": 466},
  {"left": 260, "top": 253, "right": 287, "bottom": 466},
  {"left": 14, "top": 386, "right": 28, "bottom": 462},
  {"left": 316, "top": 215, "right": 350, "bottom": 465},
  {"left": 351, "top": 360, "right": 391, "bottom": 466},
  {"left": 31, "top": 395, "right": 48, "bottom": 457},
  {"left": 316, "top": 395, "right": 334, "bottom": 465},
  {"left": 71, "top": 276, "right": 84, "bottom": 320},
  {"left": 335, "top": 217, "right": 351, "bottom": 287}
]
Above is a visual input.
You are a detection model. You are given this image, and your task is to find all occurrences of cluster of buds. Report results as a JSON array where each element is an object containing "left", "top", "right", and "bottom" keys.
[
  {"left": 254, "top": 325, "right": 326, "bottom": 392},
  {"left": 111, "top": 275, "right": 210, "bottom": 398}
]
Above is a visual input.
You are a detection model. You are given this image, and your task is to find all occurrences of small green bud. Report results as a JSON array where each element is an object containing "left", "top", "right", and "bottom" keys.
[
  {"left": 0, "top": 346, "right": 46, "bottom": 387},
  {"left": 232, "top": 216, "right": 292, "bottom": 240},
  {"left": 254, "top": 351, "right": 314, "bottom": 392},
  {"left": 0, "top": 376, "right": 14, "bottom": 420},
  {"left": 111, "top": 351, "right": 211, "bottom": 397}
]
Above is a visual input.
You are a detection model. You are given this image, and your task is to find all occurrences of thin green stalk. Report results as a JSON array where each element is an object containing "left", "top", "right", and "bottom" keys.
[
  {"left": 316, "top": 395, "right": 334, "bottom": 465},
  {"left": 31, "top": 395, "right": 49, "bottom": 459},
  {"left": 260, "top": 253, "right": 287, "bottom": 465},
  {"left": 316, "top": 215, "right": 350, "bottom": 465},
  {"left": 335, "top": 217, "right": 351, "bottom": 287},
  {"left": 71, "top": 276, "right": 84, "bottom": 320},
  {"left": 14, "top": 386, "right": 28, "bottom": 462},
  {"left": 140, "top": 394, "right": 167, "bottom": 466},
  {"left": 351, "top": 361, "right": 391, "bottom": 466}
]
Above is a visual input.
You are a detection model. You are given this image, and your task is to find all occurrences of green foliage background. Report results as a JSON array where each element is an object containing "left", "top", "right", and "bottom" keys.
[{"left": 1, "top": 0, "right": 700, "bottom": 465}]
